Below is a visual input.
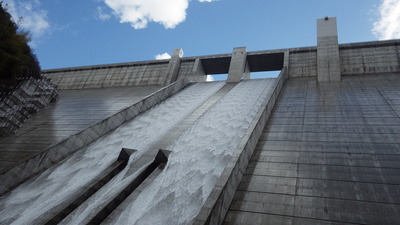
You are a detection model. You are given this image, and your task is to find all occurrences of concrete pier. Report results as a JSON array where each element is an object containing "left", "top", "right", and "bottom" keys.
[
  {"left": 163, "top": 48, "right": 184, "bottom": 86},
  {"left": 317, "top": 17, "right": 341, "bottom": 82},
  {"left": 228, "top": 47, "right": 247, "bottom": 82}
]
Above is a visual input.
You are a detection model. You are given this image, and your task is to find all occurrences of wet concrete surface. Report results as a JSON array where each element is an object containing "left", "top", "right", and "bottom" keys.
[{"left": 0, "top": 86, "right": 161, "bottom": 173}]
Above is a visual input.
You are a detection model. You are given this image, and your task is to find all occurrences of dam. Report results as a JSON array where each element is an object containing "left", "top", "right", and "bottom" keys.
[{"left": 0, "top": 17, "right": 400, "bottom": 224}]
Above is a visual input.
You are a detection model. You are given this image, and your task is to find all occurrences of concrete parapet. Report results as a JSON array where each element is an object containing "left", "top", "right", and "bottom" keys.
[
  {"left": 43, "top": 61, "right": 170, "bottom": 89},
  {"left": 0, "top": 78, "right": 191, "bottom": 196},
  {"left": 193, "top": 68, "right": 288, "bottom": 225},
  {"left": 340, "top": 40, "right": 400, "bottom": 75},
  {"left": 43, "top": 38, "right": 400, "bottom": 88}
]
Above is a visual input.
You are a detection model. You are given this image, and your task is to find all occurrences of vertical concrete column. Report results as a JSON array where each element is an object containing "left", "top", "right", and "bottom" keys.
[
  {"left": 282, "top": 50, "right": 290, "bottom": 78},
  {"left": 188, "top": 58, "right": 207, "bottom": 82},
  {"left": 227, "top": 47, "right": 247, "bottom": 82},
  {"left": 283, "top": 50, "right": 290, "bottom": 68},
  {"left": 243, "top": 61, "right": 251, "bottom": 80},
  {"left": 317, "top": 17, "right": 341, "bottom": 82},
  {"left": 163, "top": 48, "right": 183, "bottom": 86}
]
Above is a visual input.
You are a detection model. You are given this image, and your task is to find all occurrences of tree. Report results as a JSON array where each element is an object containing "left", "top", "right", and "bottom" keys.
[{"left": 0, "top": 2, "right": 41, "bottom": 91}]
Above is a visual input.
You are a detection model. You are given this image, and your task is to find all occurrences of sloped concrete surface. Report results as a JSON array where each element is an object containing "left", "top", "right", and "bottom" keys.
[
  {"left": 0, "top": 86, "right": 161, "bottom": 170},
  {"left": 0, "top": 85, "right": 163, "bottom": 195},
  {"left": 194, "top": 69, "right": 288, "bottom": 225},
  {"left": 224, "top": 73, "right": 400, "bottom": 225}
]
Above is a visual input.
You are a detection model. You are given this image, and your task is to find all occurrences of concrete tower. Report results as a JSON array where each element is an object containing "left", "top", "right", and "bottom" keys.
[{"left": 317, "top": 17, "right": 341, "bottom": 82}]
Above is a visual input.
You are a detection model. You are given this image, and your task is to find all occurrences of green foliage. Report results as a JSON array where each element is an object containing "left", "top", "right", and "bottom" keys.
[{"left": 0, "top": 2, "right": 41, "bottom": 91}]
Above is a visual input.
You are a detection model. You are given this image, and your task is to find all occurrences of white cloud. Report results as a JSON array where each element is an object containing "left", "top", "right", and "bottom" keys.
[
  {"left": 198, "top": 0, "right": 217, "bottom": 2},
  {"left": 2, "top": 0, "right": 50, "bottom": 44},
  {"left": 102, "top": 0, "right": 215, "bottom": 29},
  {"left": 206, "top": 75, "right": 214, "bottom": 82},
  {"left": 103, "top": 0, "right": 187, "bottom": 29},
  {"left": 97, "top": 6, "right": 111, "bottom": 21},
  {"left": 372, "top": 0, "right": 400, "bottom": 40},
  {"left": 155, "top": 52, "right": 171, "bottom": 60}
]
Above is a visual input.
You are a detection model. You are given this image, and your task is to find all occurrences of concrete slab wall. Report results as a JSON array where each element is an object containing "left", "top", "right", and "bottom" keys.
[
  {"left": 287, "top": 40, "right": 400, "bottom": 78},
  {"left": 224, "top": 73, "right": 400, "bottom": 225},
  {"left": 177, "top": 60, "right": 196, "bottom": 80},
  {"left": 288, "top": 49, "right": 318, "bottom": 77},
  {"left": 340, "top": 40, "right": 400, "bottom": 75},
  {"left": 43, "top": 62, "right": 169, "bottom": 89}
]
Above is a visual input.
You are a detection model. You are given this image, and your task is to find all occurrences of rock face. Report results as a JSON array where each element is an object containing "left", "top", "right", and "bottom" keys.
[{"left": 0, "top": 77, "right": 59, "bottom": 136}]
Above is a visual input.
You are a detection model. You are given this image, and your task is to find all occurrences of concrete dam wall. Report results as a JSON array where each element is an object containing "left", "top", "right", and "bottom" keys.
[{"left": 1, "top": 17, "right": 400, "bottom": 225}]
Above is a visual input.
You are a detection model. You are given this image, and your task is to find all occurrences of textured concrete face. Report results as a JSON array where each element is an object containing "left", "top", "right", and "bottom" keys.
[
  {"left": 288, "top": 49, "right": 318, "bottom": 78},
  {"left": 187, "top": 58, "right": 207, "bottom": 82},
  {"left": 43, "top": 62, "right": 170, "bottom": 89},
  {"left": 228, "top": 47, "right": 247, "bottom": 82},
  {"left": 340, "top": 40, "right": 400, "bottom": 75},
  {"left": 317, "top": 17, "right": 341, "bottom": 82},
  {"left": 0, "top": 86, "right": 158, "bottom": 168},
  {"left": 224, "top": 73, "right": 400, "bottom": 225}
]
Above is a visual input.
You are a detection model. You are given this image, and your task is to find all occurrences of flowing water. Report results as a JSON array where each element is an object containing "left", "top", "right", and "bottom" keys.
[
  {"left": 0, "top": 79, "right": 275, "bottom": 225},
  {"left": 0, "top": 82, "right": 224, "bottom": 225},
  {"left": 111, "top": 79, "right": 274, "bottom": 225}
]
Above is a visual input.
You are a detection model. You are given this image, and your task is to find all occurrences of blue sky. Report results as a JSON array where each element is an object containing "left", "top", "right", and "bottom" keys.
[{"left": 2, "top": 0, "right": 400, "bottom": 70}]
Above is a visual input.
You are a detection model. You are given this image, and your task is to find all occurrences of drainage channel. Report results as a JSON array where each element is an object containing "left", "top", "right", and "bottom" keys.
[
  {"left": 87, "top": 149, "right": 171, "bottom": 225},
  {"left": 99, "top": 82, "right": 238, "bottom": 223},
  {"left": 44, "top": 148, "right": 136, "bottom": 225}
]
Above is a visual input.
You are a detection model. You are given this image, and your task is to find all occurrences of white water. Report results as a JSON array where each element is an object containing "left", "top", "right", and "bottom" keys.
[
  {"left": 110, "top": 79, "right": 274, "bottom": 225},
  {"left": 0, "top": 79, "right": 275, "bottom": 225},
  {"left": 0, "top": 82, "right": 224, "bottom": 225}
]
